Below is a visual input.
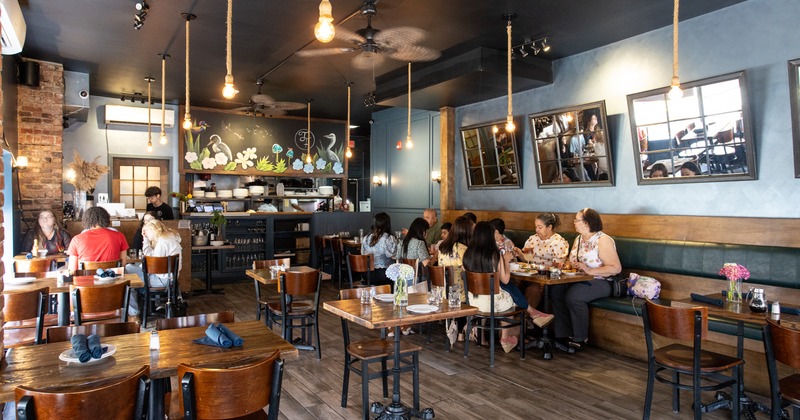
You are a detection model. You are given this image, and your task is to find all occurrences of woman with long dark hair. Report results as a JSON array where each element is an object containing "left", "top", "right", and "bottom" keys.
[
  {"left": 361, "top": 212, "right": 397, "bottom": 284},
  {"left": 396, "top": 217, "right": 431, "bottom": 268}
]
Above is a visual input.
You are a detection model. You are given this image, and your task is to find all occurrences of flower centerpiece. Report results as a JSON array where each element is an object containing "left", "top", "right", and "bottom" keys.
[
  {"left": 719, "top": 263, "right": 750, "bottom": 302},
  {"left": 170, "top": 192, "right": 193, "bottom": 214},
  {"left": 386, "top": 263, "right": 414, "bottom": 307},
  {"left": 66, "top": 151, "right": 109, "bottom": 219}
]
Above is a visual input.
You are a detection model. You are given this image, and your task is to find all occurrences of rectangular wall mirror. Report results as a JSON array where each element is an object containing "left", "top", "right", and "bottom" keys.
[
  {"left": 460, "top": 120, "right": 521, "bottom": 189},
  {"left": 627, "top": 71, "right": 756, "bottom": 184},
  {"left": 789, "top": 59, "right": 800, "bottom": 178},
  {"left": 529, "top": 101, "right": 614, "bottom": 188}
]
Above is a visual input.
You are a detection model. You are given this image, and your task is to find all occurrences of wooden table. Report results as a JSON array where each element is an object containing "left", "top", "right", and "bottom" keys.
[
  {"left": 324, "top": 293, "right": 478, "bottom": 419},
  {"left": 191, "top": 244, "right": 236, "bottom": 295},
  {"left": 13, "top": 253, "right": 68, "bottom": 270},
  {"left": 0, "top": 320, "right": 297, "bottom": 417},
  {"left": 4, "top": 273, "right": 145, "bottom": 326},
  {"left": 510, "top": 270, "right": 594, "bottom": 359}
]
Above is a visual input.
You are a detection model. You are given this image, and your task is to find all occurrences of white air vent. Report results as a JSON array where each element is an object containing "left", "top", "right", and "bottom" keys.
[
  {"left": 0, "top": 0, "right": 26, "bottom": 55},
  {"left": 105, "top": 104, "right": 175, "bottom": 127}
]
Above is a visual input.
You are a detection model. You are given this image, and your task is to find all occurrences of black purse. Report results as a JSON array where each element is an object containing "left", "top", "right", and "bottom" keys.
[{"left": 608, "top": 275, "right": 628, "bottom": 298}]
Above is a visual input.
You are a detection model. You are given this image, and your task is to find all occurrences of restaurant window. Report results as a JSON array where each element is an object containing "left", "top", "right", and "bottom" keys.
[{"left": 111, "top": 157, "right": 169, "bottom": 210}]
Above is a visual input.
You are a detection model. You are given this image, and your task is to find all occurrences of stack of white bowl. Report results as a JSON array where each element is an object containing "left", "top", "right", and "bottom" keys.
[
  {"left": 248, "top": 185, "right": 266, "bottom": 196},
  {"left": 193, "top": 190, "right": 205, "bottom": 198},
  {"left": 205, "top": 191, "right": 217, "bottom": 199},
  {"left": 233, "top": 188, "right": 248, "bottom": 198},
  {"left": 217, "top": 190, "right": 233, "bottom": 199}
]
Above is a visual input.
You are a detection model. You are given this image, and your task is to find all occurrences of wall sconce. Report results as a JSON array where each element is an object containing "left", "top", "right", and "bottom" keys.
[
  {"left": 431, "top": 170, "right": 441, "bottom": 183},
  {"left": 11, "top": 155, "right": 28, "bottom": 170},
  {"left": 65, "top": 168, "right": 76, "bottom": 182},
  {"left": 372, "top": 175, "right": 383, "bottom": 186}
]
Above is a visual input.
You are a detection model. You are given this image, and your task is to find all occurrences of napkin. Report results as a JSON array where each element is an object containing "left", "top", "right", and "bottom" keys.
[
  {"left": 193, "top": 323, "right": 244, "bottom": 348},
  {"left": 780, "top": 305, "right": 800, "bottom": 316},
  {"left": 87, "top": 334, "right": 103, "bottom": 359},
  {"left": 70, "top": 334, "right": 92, "bottom": 363},
  {"left": 95, "top": 268, "right": 117, "bottom": 278},
  {"left": 690, "top": 293, "right": 724, "bottom": 307}
]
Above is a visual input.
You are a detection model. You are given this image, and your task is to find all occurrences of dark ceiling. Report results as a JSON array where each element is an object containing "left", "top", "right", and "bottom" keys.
[{"left": 19, "top": 0, "right": 745, "bottom": 136}]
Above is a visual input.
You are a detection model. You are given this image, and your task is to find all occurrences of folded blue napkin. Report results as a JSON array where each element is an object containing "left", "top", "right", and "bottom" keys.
[
  {"left": 70, "top": 334, "right": 91, "bottom": 363},
  {"left": 780, "top": 305, "right": 800, "bottom": 316},
  {"left": 690, "top": 293, "right": 724, "bottom": 307},
  {"left": 193, "top": 323, "right": 243, "bottom": 348},
  {"left": 87, "top": 334, "right": 103, "bottom": 359}
]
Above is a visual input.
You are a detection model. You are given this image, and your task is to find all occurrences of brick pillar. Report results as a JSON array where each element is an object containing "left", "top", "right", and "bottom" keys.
[{"left": 17, "top": 60, "right": 64, "bottom": 230}]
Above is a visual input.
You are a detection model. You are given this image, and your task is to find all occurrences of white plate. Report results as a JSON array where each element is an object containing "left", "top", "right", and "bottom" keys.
[
  {"left": 561, "top": 271, "right": 581, "bottom": 276},
  {"left": 59, "top": 344, "right": 117, "bottom": 364},
  {"left": 93, "top": 275, "right": 119, "bottom": 281},
  {"left": 511, "top": 270, "right": 537, "bottom": 277},
  {"left": 6, "top": 277, "right": 36, "bottom": 285},
  {"left": 407, "top": 304, "right": 438, "bottom": 314},
  {"left": 374, "top": 293, "right": 394, "bottom": 302}
]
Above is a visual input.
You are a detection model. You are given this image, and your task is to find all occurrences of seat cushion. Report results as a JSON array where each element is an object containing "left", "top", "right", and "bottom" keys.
[
  {"left": 654, "top": 343, "right": 743, "bottom": 372},
  {"left": 348, "top": 338, "right": 422, "bottom": 361}
]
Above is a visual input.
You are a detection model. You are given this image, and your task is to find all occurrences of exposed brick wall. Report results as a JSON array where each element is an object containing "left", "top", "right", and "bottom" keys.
[{"left": 17, "top": 60, "right": 64, "bottom": 233}]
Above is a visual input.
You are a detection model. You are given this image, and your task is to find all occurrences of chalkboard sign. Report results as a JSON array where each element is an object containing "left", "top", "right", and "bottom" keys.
[{"left": 179, "top": 108, "right": 347, "bottom": 178}]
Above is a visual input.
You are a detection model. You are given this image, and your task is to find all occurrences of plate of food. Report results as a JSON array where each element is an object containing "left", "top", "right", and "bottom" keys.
[
  {"left": 560, "top": 270, "right": 580, "bottom": 276},
  {"left": 59, "top": 344, "right": 117, "bottom": 364},
  {"left": 407, "top": 304, "right": 438, "bottom": 314},
  {"left": 512, "top": 270, "right": 537, "bottom": 277},
  {"left": 6, "top": 277, "right": 36, "bottom": 285},
  {"left": 374, "top": 293, "right": 395, "bottom": 303}
]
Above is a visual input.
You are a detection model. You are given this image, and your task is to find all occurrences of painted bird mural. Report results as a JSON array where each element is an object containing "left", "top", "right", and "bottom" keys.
[
  {"left": 208, "top": 134, "right": 233, "bottom": 161},
  {"left": 323, "top": 133, "right": 340, "bottom": 163}
]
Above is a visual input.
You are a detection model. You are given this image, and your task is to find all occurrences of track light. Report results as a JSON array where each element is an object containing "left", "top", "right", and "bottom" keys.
[
  {"left": 541, "top": 38, "right": 550, "bottom": 52},
  {"left": 511, "top": 36, "right": 551, "bottom": 59},
  {"left": 135, "top": 1, "right": 148, "bottom": 11},
  {"left": 520, "top": 46, "right": 529, "bottom": 57},
  {"left": 133, "top": 1, "right": 148, "bottom": 30}
]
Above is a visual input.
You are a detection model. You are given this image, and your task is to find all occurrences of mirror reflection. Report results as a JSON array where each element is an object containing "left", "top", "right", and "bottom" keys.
[
  {"left": 627, "top": 71, "right": 756, "bottom": 183},
  {"left": 460, "top": 121, "right": 521, "bottom": 189},
  {"left": 529, "top": 101, "right": 614, "bottom": 187}
]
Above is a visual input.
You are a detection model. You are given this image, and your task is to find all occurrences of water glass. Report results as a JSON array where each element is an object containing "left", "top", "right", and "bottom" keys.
[
  {"left": 448, "top": 290, "right": 461, "bottom": 308},
  {"left": 359, "top": 288, "right": 369, "bottom": 304},
  {"left": 427, "top": 290, "right": 438, "bottom": 306}
]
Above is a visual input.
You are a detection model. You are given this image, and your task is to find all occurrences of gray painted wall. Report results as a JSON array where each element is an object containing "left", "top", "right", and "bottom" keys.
[{"left": 452, "top": 0, "right": 800, "bottom": 218}]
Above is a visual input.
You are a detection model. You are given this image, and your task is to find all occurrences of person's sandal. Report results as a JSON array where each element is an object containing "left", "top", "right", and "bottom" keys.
[
  {"left": 531, "top": 314, "right": 555, "bottom": 328},
  {"left": 568, "top": 339, "right": 588, "bottom": 351},
  {"left": 500, "top": 336, "right": 518, "bottom": 353},
  {"left": 554, "top": 339, "right": 576, "bottom": 354}
]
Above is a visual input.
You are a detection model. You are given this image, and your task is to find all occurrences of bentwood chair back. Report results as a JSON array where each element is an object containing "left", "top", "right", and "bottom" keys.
[
  {"left": 140, "top": 254, "right": 181, "bottom": 328},
  {"left": 426, "top": 265, "right": 455, "bottom": 346},
  {"left": 3, "top": 286, "right": 50, "bottom": 347},
  {"left": 347, "top": 253, "right": 374, "bottom": 288},
  {"left": 15, "top": 365, "right": 150, "bottom": 420},
  {"left": 267, "top": 269, "right": 322, "bottom": 359},
  {"left": 763, "top": 318, "right": 800, "bottom": 419},
  {"left": 79, "top": 260, "right": 122, "bottom": 270},
  {"left": 642, "top": 300, "right": 743, "bottom": 419},
  {"left": 70, "top": 280, "right": 131, "bottom": 326},
  {"left": 463, "top": 270, "right": 526, "bottom": 367},
  {"left": 14, "top": 259, "right": 54, "bottom": 276},
  {"left": 339, "top": 285, "right": 420, "bottom": 420},
  {"left": 156, "top": 311, "right": 235, "bottom": 331},
  {"left": 178, "top": 351, "right": 284, "bottom": 420},
  {"left": 253, "top": 258, "right": 291, "bottom": 322},
  {"left": 399, "top": 258, "right": 420, "bottom": 284},
  {"left": 46, "top": 321, "right": 140, "bottom": 343},
  {"left": 314, "top": 235, "right": 334, "bottom": 273}
]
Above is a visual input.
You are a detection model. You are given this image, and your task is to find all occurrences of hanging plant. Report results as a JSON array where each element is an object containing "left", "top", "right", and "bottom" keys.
[{"left": 67, "top": 151, "right": 109, "bottom": 191}]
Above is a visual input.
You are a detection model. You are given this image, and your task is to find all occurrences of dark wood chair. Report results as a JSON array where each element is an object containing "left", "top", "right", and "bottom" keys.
[
  {"left": 339, "top": 285, "right": 420, "bottom": 420},
  {"left": 347, "top": 253, "right": 373, "bottom": 288},
  {"left": 177, "top": 351, "right": 284, "bottom": 420},
  {"left": 156, "top": 311, "right": 235, "bottom": 331},
  {"left": 140, "top": 254, "right": 181, "bottom": 328},
  {"left": 70, "top": 280, "right": 131, "bottom": 326},
  {"left": 398, "top": 258, "right": 420, "bottom": 284},
  {"left": 329, "top": 237, "right": 348, "bottom": 288},
  {"left": 3, "top": 286, "right": 51, "bottom": 347},
  {"left": 267, "top": 270, "right": 322, "bottom": 359},
  {"left": 14, "top": 259, "right": 54, "bottom": 275},
  {"left": 463, "top": 270, "right": 526, "bottom": 367},
  {"left": 79, "top": 260, "right": 122, "bottom": 270},
  {"left": 763, "top": 318, "right": 800, "bottom": 419},
  {"left": 15, "top": 365, "right": 150, "bottom": 420},
  {"left": 252, "top": 258, "right": 291, "bottom": 323},
  {"left": 314, "top": 235, "right": 334, "bottom": 274},
  {"left": 426, "top": 265, "right": 454, "bottom": 347},
  {"left": 46, "top": 321, "right": 140, "bottom": 343},
  {"left": 642, "top": 300, "right": 743, "bottom": 419}
]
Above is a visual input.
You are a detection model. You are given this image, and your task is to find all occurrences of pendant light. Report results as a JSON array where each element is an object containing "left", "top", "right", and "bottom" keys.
[
  {"left": 315, "top": 0, "right": 335, "bottom": 43},
  {"left": 505, "top": 14, "right": 516, "bottom": 132},
  {"left": 668, "top": 0, "right": 683, "bottom": 100},
  {"left": 221, "top": 0, "right": 238, "bottom": 99},
  {"left": 159, "top": 53, "right": 169, "bottom": 144},
  {"left": 145, "top": 76, "right": 154, "bottom": 152},
  {"left": 182, "top": 13, "right": 196, "bottom": 130},
  {"left": 306, "top": 100, "right": 312, "bottom": 163},
  {"left": 345, "top": 83, "right": 353, "bottom": 158},
  {"left": 405, "top": 62, "right": 414, "bottom": 149}
]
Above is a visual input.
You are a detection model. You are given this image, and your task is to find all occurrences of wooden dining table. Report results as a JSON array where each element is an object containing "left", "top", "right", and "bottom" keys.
[
  {"left": 191, "top": 244, "right": 236, "bottom": 295},
  {"left": 3, "top": 273, "right": 145, "bottom": 326},
  {"left": 510, "top": 270, "right": 594, "bottom": 360},
  {"left": 0, "top": 320, "right": 298, "bottom": 418},
  {"left": 324, "top": 293, "right": 478, "bottom": 419}
]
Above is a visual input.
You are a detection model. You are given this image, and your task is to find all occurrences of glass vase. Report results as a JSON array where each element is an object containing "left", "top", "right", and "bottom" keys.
[
  {"left": 73, "top": 189, "right": 86, "bottom": 219},
  {"left": 394, "top": 278, "right": 408, "bottom": 307},
  {"left": 727, "top": 278, "right": 742, "bottom": 302}
]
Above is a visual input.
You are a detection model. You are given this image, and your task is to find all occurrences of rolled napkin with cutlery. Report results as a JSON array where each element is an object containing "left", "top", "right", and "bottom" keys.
[
  {"left": 690, "top": 293, "right": 724, "bottom": 307},
  {"left": 70, "top": 334, "right": 92, "bottom": 363},
  {"left": 779, "top": 304, "right": 800, "bottom": 316},
  {"left": 217, "top": 324, "right": 244, "bottom": 347},
  {"left": 87, "top": 334, "right": 104, "bottom": 359},
  {"left": 193, "top": 323, "right": 233, "bottom": 348}
]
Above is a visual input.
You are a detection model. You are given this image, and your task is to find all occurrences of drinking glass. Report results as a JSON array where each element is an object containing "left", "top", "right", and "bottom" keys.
[
  {"left": 427, "top": 291, "right": 438, "bottom": 306},
  {"left": 448, "top": 289, "right": 461, "bottom": 308}
]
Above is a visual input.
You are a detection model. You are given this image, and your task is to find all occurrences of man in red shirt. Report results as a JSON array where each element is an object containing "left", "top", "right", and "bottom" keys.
[{"left": 67, "top": 207, "right": 128, "bottom": 271}]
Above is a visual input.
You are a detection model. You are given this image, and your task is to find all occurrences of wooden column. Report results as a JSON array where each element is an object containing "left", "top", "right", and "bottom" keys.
[{"left": 439, "top": 106, "right": 455, "bottom": 211}]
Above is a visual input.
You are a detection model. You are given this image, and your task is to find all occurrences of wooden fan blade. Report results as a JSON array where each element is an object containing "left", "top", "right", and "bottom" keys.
[
  {"left": 388, "top": 45, "right": 441, "bottom": 62},
  {"left": 250, "top": 94, "right": 275, "bottom": 104},
  {"left": 352, "top": 52, "right": 385, "bottom": 70},
  {"left": 374, "top": 26, "right": 427, "bottom": 50},
  {"left": 296, "top": 47, "right": 357, "bottom": 57},
  {"left": 265, "top": 102, "right": 307, "bottom": 111},
  {"left": 334, "top": 27, "right": 366, "bottom": 45}
]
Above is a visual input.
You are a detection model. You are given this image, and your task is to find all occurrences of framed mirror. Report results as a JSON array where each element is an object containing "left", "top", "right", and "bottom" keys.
[
  {"left": 788, "top": 59, "right": 800, "bottom": 178},
  {"left": 529, "top": 101, "right": 614, "bottom": 188},
  {"left": 627, "top": 71, "right": 756, "bottom": 184},
  {"left": 460, "top": 120, "right": 521, "bottom": 189}
]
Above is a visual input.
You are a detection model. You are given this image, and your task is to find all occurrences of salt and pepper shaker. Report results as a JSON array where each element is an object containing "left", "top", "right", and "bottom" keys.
[
  {"left": 770, "top": 301, "right": 781, "bottom": 321},
  {"left": 150, "top": 331, "right": 160, "bottom": 350}
]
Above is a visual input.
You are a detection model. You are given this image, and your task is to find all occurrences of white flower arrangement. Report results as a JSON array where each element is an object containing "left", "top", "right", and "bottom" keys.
[{"left": 386, "top": 263, "right": 415, "bottom": 283}]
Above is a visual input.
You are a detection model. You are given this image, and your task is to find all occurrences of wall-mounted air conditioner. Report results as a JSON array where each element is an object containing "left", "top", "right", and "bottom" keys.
[
  {"left": 0, "top": 0, "right": 25, "bottom": 55},
  {"left": 105, "top": 104, "right": 175, "bottom": 127}
]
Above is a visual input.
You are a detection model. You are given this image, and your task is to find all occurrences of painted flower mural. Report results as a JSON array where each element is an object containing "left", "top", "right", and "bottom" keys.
[
  {"left": 333, "top": 162, "right": 344, "bottom": 174},
  {"left": 292, "top": 159, "right": 303, "bottom": 170},
  {"left": 185, "top": 151, "right": 198, "bottom": 163}
]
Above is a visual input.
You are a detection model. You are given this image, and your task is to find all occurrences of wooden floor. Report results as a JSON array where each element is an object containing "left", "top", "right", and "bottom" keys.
[{"left": 185, "top": 276, "right": 770, "bottom": 419}]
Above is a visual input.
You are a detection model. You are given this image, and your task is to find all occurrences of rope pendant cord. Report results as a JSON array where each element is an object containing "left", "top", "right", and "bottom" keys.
[
  {"left": 507, "top": 21, "right": 512, "bottom": 119},
  {"left": 307, "top": 101, "right": 312, "bottom": 163},
  {"left": 160, "top": 55, "right": 167, "bottom": 142},
  {"left": 226, "top": 0, "right": 232, "bottom": 76},
  {"left": 406, "top": 62, "right": 413, "bottom": 148},
  {"left": 672, "top": 0, "right": 680, "bottom": 86},
  {"left": 346, "top": 84, "right": 352, "bottom": 158},
  {"left": 185, "top": 18, "right": 191, "bottom": 119}
]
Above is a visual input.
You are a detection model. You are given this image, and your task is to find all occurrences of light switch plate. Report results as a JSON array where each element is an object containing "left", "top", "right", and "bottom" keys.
[{"left": 98, "top": 193, "right": 109, "bottom": 203}]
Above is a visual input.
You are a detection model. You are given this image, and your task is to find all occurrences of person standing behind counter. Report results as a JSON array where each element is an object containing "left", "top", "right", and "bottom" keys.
[
  {"left": 67, "top": 207, "right": 128, "bottom": 271},
  {"left": 145, "top": 186, "right": 174, "bottom": 220},
  {"left": 20, "top": 210, "right": 71, "bottom": 254}
]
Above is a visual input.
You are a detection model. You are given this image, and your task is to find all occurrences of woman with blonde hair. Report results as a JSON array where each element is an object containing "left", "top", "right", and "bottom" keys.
[
  {"left": 125, "top": 220, "right": 182, "bottom": 319},
  {"left": 20, "top": 210, "right": 71, "bottom": 254}
]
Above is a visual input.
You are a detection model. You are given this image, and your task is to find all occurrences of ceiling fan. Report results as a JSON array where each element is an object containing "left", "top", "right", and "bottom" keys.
[
  {"left": 296, "top": 0, "right": 441, "bottom": 69},
  {"left": 222, "top": 79, "right": 306, "bottom": 116}
]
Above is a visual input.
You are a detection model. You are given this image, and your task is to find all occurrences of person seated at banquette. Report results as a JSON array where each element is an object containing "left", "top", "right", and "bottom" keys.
[
  {"left": 361, "top": 212, "right": 397, "bottom": 285},
  {"left": 649, "top": 162, "right": 669, "bottom": 178},
  {"left": 20, "top": 210, "right": 71, "bottom": 254},
  {"left": 67, "top": 207, "right": 128, "bottom": 271},
  {"left": 131, "top": 211, "right": 157, "bottom": 251},
  {"left": 680, "top": 161, "right": 701, "bottom": 177},
  {"left": 550, "top": 208, "right": 621, "bottom": 352},
  {"left": 513, "top": 213, "right": 570, "bottom": 316},
  {"left": 489, "top": 218, "right": 515, "bottom": 255}
]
